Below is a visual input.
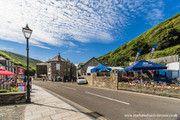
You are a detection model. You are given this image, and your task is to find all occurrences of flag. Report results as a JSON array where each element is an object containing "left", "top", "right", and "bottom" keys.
[
  {"left": 135, "top": 50, "right": 142, "bottom": 62},
  {"left": 150, "top": 44, "right": 158, "bottom": 59}
]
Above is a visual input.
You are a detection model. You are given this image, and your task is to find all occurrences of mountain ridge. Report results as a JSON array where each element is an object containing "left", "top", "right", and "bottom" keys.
[{"left": 98, "top": 13, "right": 180, "bottom": 67}]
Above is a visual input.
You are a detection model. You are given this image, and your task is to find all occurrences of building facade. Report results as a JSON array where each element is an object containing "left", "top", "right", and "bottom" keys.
[
  {"left": 36, "top": 53, "right": 76, "bottom": 81},
  {"left": 77, "top": 57, "right": 104, "bottom": 76},
  {"left": 0, "top": 57, "right": 14, "bottom": 72}
]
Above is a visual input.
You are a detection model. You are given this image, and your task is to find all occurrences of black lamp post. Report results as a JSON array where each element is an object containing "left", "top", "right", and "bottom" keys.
[{"left": 22, "top": 24, "right": 32, "bottom": 103}]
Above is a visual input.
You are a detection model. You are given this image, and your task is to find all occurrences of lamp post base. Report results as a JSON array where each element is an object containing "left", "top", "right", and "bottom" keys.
[{"left": 26, "top": 98, "right": 31, "bottom": 103}]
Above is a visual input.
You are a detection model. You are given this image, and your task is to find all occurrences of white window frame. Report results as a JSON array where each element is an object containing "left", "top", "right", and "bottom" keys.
[{"left": 56, "top": 63, "right": 60, "bottom": 70}]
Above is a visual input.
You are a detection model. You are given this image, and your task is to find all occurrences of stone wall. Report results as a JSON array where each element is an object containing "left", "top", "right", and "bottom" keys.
[
  {"left": 84, "top": 75, "right": 93, "bottom": 85},
  {"left": 84, "top": 70, "right": 119, "bottom": 90},
  {"left": 118, "top": 83, "right": 180, "bottom": 99},
  {"left": 93, "top": 76, "right": 111, "bottom": 88},
  {"left": 0, "top": 92, "right": 26, "bottom": 104},
  {"left": 150, "top": 55, "right": 178, "bottom": 63}
]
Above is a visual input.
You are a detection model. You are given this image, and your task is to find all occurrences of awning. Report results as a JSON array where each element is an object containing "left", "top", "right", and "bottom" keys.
[
  {"left": 0, "top": 69, "right": 16, "bottom": 75},
  {"left": 124, "top": 60, "right": 167, "bottom": 71}
]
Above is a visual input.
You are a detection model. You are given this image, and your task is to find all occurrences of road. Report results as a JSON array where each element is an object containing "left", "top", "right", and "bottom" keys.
[{"left": 33, "top": 81, "right": 180, "bottom": 120}]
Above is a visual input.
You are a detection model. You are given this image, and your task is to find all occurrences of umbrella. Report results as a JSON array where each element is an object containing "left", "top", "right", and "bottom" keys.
[
  {"left": 0, "top": 69, "right": 16, "bottom": 75},
  {"left": 124, "top": 60, "right": 167, "bottom": 71}
]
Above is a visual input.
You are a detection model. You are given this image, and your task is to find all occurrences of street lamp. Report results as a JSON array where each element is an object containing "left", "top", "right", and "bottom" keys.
[{"left": 22, "top": 24, "right": 32, "bottom": 103}]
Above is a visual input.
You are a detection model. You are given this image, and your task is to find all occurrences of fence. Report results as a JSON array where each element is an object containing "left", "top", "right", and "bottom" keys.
[{"left": 0, "top": 84, "right": 11, "bottom": 90}]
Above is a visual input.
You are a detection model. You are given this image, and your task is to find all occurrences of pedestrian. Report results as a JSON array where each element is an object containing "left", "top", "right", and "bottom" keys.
[
  {"left": 23, "top": 76, "right": 27, "bottom": 82},
  {"left": 71, "top": 78, "right": 73, "bottom": 84}
]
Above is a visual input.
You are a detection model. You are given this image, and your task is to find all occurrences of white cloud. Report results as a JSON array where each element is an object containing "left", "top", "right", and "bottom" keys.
[
  {"left": 76, "top": 51, "right": 84, "bottom": 53},
  {"left": 0, "top": 46, "right": 14, "bottom": 51},
  {"left": 0, "top": 0, "right": 164, "bottom": 49}
]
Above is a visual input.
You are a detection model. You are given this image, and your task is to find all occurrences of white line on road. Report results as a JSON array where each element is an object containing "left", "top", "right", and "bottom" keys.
[
  {"left": 85, "top": 91, "right": 130, "bottom": 105},
  {"left": 62, "top": 86, "right": 76, "bottom": 90}
]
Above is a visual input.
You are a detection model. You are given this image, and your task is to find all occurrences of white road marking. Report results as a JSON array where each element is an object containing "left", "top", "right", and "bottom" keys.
[
  {"left": 62, "top": 86, "right": 76, "bottom": 90},
  {"left": 85, "top": 91, "right": 130, "bottom": 105}
]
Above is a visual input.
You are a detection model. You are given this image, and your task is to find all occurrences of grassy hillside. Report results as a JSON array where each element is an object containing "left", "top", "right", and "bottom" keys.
[
  {"left": 98, "top": 13, "right": 180, "bottom": 67},
  {"left": 0, "top": 50, "right": 41, "bottom": 75}
]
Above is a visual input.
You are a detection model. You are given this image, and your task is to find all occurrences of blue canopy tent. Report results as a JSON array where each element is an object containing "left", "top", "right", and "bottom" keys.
[
  {"left": 110, "top": 69, "right": 124, "bottom": 72},
  {"left": 124, "top": 60, "right": 167, "bottom": 71},
  {"left": 99, "top": 69, "right": 110, "bottom": 72},
  {"left": 91, "top": 64, "right": 111, "bottom": 73}
]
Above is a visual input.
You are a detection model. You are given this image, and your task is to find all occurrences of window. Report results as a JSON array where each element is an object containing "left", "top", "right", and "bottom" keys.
[{"left": 56, "top": 63, "right": 60, "bottom": 70}]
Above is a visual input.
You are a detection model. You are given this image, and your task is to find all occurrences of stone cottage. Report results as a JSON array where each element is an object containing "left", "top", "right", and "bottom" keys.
[
  {"left": 77, "top": 57, "right": 107, "bottom": 76},
  {"left": 36, "top": 53, "right": 76, "bottom": 81}
]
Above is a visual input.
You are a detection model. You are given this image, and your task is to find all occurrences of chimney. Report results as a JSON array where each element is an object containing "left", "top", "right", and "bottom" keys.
[{"left": 58, "top": 53, "right": 61, "bottom": 61}]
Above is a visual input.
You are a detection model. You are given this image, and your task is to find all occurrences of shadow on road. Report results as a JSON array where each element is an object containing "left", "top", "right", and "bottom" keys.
[{"left": 177, "top": 115, "right": 180, "bottom": 120}]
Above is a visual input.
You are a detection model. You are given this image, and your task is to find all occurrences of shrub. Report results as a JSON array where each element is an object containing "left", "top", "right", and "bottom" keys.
[
  {"left": 0, "top": 90, "right": 10, "bottom": 93},
  {"left": 10, "top": 87, "right": 18, "bottom": 92}
]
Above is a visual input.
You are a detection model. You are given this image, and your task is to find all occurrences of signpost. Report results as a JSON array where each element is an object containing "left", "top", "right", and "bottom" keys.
[
  {"left": 18, "top": 68, "right": 24, "bottom": 75},
  {"left": 17, "top": 83, "right": 26, "bottom": 92}
]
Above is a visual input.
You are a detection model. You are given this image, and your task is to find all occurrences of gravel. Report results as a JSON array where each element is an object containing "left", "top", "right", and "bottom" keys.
[{"left": 0, "top": 104, "right": 26, "bottom": 120}]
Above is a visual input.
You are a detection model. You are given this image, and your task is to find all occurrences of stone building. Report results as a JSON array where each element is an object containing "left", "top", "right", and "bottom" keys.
[
  {"left": 0, "top": 57, "right": 14, "bottom": 72},
  {"left": 36, "top": 62, "right": 47, "bottom": 78},
  {"left": 77, "top": 57, "right": 105, "bottom": 76},
  {"left": 36, "top": 53, "right": 76, "bottom": 81}
]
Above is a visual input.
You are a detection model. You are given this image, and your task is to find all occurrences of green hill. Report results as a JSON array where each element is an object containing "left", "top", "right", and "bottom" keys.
[
  {"left": 98, "top": 13, "right": 180, "bottom": 67},
  {"left": 0, "top": 50, "right": 41, "bottom": 75}
]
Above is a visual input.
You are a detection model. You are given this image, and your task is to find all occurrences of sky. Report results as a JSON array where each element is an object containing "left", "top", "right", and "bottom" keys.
[{"left": 0, "top": 0, "right": 179, "bottom": 64}]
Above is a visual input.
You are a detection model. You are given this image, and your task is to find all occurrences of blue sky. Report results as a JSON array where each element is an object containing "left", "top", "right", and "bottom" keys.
[{"left": 0, "top": 0, "right": 179, "bottom": 64}]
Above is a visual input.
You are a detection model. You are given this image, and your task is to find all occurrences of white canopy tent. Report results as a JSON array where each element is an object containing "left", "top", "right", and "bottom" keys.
[{"left": 166, "top": 62, "right": 179, "bottom": 70}]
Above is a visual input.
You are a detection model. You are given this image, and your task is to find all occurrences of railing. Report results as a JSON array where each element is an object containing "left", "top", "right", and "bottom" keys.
[{"left": 0, "top": 84, "right": 11, "bottom": 90}]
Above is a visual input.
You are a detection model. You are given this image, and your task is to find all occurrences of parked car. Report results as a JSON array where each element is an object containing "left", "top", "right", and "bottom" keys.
[{"left": 77, "top": 76, "right": 87, "bottom": 84}]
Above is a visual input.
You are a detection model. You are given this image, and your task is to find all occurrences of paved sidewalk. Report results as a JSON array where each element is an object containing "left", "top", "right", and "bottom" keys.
[{"left": 25, "top": 85, "right": 92, "bottom": 120}]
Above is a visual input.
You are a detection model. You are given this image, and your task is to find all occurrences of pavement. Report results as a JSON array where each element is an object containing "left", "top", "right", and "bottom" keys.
[{"left": 24, "top": 84, "right": 92, "bottom": 120}]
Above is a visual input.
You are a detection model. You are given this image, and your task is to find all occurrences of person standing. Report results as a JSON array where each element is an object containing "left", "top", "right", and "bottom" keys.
[{"left": 23, "top": 76, "right": 27, "bottom": 82}]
